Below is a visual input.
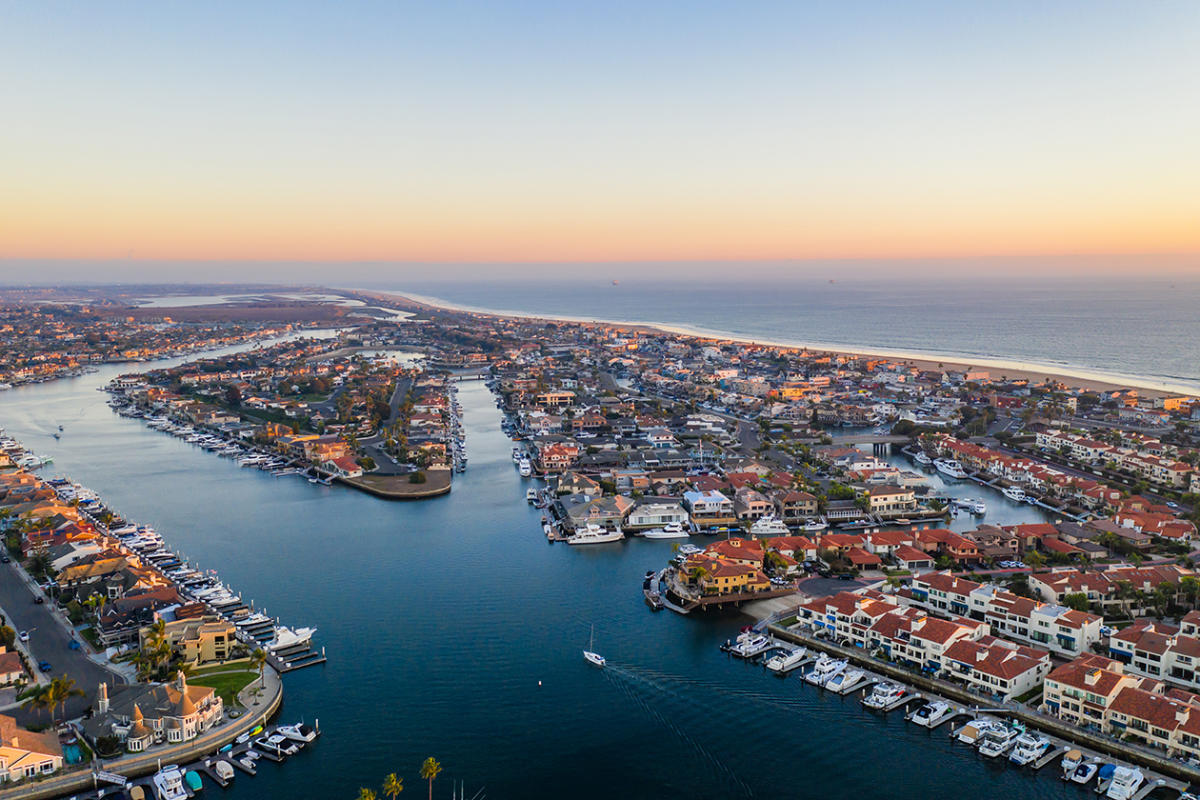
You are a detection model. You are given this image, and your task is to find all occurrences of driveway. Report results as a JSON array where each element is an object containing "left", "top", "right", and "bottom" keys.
[{"left": 0, "top": 561, "right": 125, "bottom": 724}]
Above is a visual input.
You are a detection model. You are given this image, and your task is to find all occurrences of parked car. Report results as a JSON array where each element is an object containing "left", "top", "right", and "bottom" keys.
[
  {"left": 18, "top": 631, "right": 29, "bottom": 642},
  {"left": 37, "top": 661, "right": 51, "bottom": 672},
  {"left": 34, "top": 596, "right": 45, "bottom": 604},
  {"left": 1, "top": 555, "right": 10, "bottom": 563}
]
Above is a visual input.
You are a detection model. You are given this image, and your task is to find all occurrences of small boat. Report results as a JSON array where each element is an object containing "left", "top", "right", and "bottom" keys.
[
  {"left": 526, "top": 488, "right": 539, "bottom": 504},
  {"left": 914, "top": 451, "right": 933, "bottom": 466},
  {"left": 1002, "top": 486, "right": 1026, "bottom": 502},
  {"left": 184, "top": 770, "right": 204, "bottom": 792},
  {"left": 825, "top": 667, "right": 864, "bottom": 693},
  {"left": 726, "top": 631, "right": 773, "bottom": 659},
  {"left": 567, "top": 524, "right": 625, "bottom": 546},
  {"left": 1070, "top": 760, "right": 1099, "bottom": 784},
  {"left": 213, "top": 761, "right": 235, "bottom": 781},
  {"left": 764, "top": 647, "right": 807, "bottom": 674},
  {"left": 277, "top": 722, "right": 318, "bottom": 743},
  {"left": 955, "top": 717, "right": 1006, "bottom": 745},
  {"left": 911, "top": 700, "right": 951, "bottom": 728},
  {"left": 1105, "top": 766, "right": 1144, "bottom": 800},
  {"left": 1094, "top": 764, "right": 1117, "bottom": 793},
  {"left": 583, "top": 624, "right": 605, "bottom": 667},
  {"left": 1060, "top": 749, "right": 1083, "bottom": 776}
]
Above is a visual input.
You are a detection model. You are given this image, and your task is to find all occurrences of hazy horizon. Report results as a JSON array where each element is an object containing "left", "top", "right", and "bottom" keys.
[{"left": 3, "top": 1, "right": 1200, "bottom": 267}]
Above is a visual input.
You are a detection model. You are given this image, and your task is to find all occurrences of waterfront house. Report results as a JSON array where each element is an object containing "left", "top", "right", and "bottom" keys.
[
  {"left": 1042, "top": 654, "right": 1140, "bottom": 728},
  {"left": 0, "top": 714, "right": 63, "bottom": 783},
  {"left": 770, "top": 489, "right": 817, "bottom": 523},
  {"left": 940, "top": 636, "right": 1050, "bottom": 701},
  {"left": 0, "top": 649, "right": 24, "bottom": 687},
  {"left": 559, "top": 494, "right": 634, "bottom": 531},
  {"left": 625, "top": 499, "right": 688, "bottom": 530},
  {"left": 864, "top": 486, "right": 917, "bottom": 517},
  {"left": 732, "top": 487, "right": 773, "bottom": 521},
  {"left": 682, "top": 490, "right": 737, "bottom": 527},
  {"left": 143, "top": 615, "right": 238, "bottom": 668},
  {"left": 84, "top": 672, "right": 224, "bottom": 752}
]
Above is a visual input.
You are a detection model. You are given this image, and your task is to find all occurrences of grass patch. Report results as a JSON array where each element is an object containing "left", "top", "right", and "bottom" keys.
[
  {"left": 78, "top": 627, "right": 100, "bottom": 649},
  {"left": 187, "top": 668, "right": 260, "bottom": 707}
]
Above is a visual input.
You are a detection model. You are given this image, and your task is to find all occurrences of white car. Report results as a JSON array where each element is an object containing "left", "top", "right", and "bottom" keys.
[{"left": 18, "top": 631, "right": 29, "bottom": 642}]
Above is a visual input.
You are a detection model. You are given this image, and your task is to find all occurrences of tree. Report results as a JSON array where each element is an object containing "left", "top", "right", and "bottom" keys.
[
  {"left": 383, "top": 773, "right": 404, "bottom": 799},
  {"left": 1062, "top": 592, "right": 1090, "bottom": 612},
  {"left": 0, "top": 626, "right": 14, "bottom": 650},
  {"left": 420, "top": 758, "right": 443, "bottom": 800},
  {"left": 45, "top": 677, "right": 84, "bottom": 725},
  {"left": 20, "top": 685, "right": 49, "bottom": 722},
  {"left": 357, "top": 790, "right": 378, "bottom": 800},
  {"left": 251, "top": 648, "right": 268, "bottom": 688}
]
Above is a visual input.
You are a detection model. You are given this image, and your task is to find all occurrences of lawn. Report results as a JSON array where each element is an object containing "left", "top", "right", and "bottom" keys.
[{"left": 187, "top": 668, "right": 261, "bottom": 707}]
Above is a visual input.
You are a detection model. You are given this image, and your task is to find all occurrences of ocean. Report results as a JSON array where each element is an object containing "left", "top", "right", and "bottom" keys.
[{"left": 368, "top": 275, "right": 1200, "bottom": 395}]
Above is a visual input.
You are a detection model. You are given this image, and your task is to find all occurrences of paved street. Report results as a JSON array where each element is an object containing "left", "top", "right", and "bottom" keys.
[{"left": 0, "top": 561, "right": 125, "bottom": 724}]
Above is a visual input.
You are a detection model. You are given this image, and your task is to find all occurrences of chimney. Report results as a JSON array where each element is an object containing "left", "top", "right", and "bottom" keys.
[{"left": 1084, "top": 669, "right": 1100, "bottom": 687}]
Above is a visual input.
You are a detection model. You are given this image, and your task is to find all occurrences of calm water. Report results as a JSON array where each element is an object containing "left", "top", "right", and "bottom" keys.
[
  {"left": 1, "top": 352, "right": 1095, "bottom": 799},
  {"left": 377, "top": 276, "right": 1200, "bottom": 394}
]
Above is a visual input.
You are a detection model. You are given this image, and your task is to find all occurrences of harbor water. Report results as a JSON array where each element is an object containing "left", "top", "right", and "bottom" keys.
[{"left": 0, "top": 351, "right": 1104, "bottom": 799}]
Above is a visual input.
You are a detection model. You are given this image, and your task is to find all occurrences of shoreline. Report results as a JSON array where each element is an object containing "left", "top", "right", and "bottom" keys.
[{"left": 349, "top": 288, "right": 1197, "bottom": 399}]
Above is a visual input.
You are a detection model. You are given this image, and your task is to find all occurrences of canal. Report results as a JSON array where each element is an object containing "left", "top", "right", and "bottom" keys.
[{"left": 0, "top": 351, "right": 1099, "bottom": 799}]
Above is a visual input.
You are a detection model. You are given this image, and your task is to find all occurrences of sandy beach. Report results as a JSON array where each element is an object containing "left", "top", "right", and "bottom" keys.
[{"left": 351, "top": 288, "right": 1194, "bottom": 399}]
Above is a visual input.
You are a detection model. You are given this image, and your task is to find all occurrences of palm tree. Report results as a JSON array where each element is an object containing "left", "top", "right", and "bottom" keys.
[
  {"left": 420, "top": 757, "right": 442, "bottom": 800},
  {"left": 382, "top": 773, "right": 403, "bottom": 799},
  {"left": 45, "top": 677, "right": 84, "bottom": 725},
  {"left": 250, "top": 648, "right": 268, "bottom": 688},
  {"left": 357, "top": 789, "right": 377, "bottom": 800},
  {"left": 20, "top": 684, "right": 49, "bottom": 723}
]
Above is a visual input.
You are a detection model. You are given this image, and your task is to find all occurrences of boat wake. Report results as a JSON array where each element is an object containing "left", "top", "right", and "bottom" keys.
[{"left": 603, "top": 664, "right": 753, "bottom": 797}]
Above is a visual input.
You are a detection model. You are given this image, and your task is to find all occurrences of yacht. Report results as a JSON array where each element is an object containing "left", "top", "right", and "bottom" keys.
[
  {"left": 862, "top": 682, "right": 906, "bottom": 709},
  {"left": 934, "top": 458, "right": 968, "bottom": 479},
  {"left": 952, "top": 497, "right": 986, "bottom": 515},
  {"left": 151, "top": 766, "right": 188, "bottom": 800},
  {"left": 1002, "top": 485, "right": 1027, "bottom": 502},
  {"left": 977, "top": 726, "right": 1023, "bottom": 757},
  {"left": 728, "top": 633, "right": 772, "bottom": 658},
  {"left": 583, "top": 625, "right": 605, "bottom": 667},
  {"left": 799, "top": 518, "right": 828, "bottom": 532},
  {"left": 1070, "top": 761, "right": 1100, "bottom": 785},
  {"left": 277, "top": 723, "right": 318, "bottom": 744},
  {"left": 749, "top": 515, "right": 790, "bottom": 537},
  {"left": 567, "top": 524, "right": 625, "bottom": 546},
  {"left": 1105, "top": 766, "right": 1144, "bottom": 800},
  {"left": 642, "top": 522, "right": 688, "bottom": 539},
  {"left": 825, "top": 666, "right": 865, "bottom": 693},
  {"left": 1008, "top": 732, "right": 1051, "bottom": 765},
  {"left": 911, "top": 700, "right": 951, "bottom": 728},
  {"left": 764, "top": 647, "right": 808, "bottom": 674},
  {"left": 804, "top": 656, "right": 847, "bottom": 687},
  {"left": 268, "top": 626, "right": 316, "bottom": 652},
  {"left": 1060, "top": 749, "right": 1083, "bottom": 776},
  {"left": 955, "top": 717, "right": 1007, "bottom": 745},
  {"left": 678, "top": 543, "right": 703, "bottom": 555},
  {"left": 526, "top": 488, "right": 539, "bottom": 504}
]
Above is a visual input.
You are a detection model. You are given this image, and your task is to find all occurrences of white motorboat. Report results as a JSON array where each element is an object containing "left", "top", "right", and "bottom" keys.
[
  {"left": 526, "top": 488, "right": 539, "bottom": 503},
  {"left": 642, "top": 522, "right": 689, "bottom": 539},
  {"left": 977, "top": 725, "right": 1022, "bottom": 757},
  {"left": 213, "top": 760, "right": 236, "bottom": 781},
  {"left": 1008, "top": 732, "right": 1051, "bottom": 765},
  {"left": 952, "top": 497, "right": 986, "bottom": 515},
  {"left": 764, "top": 647, "right": 807, "bottom": 674},
  {"left": 268, "top": 626, "right": 316, "bottom": 652},
  {"left": 749, "top": 515, "right": 789, "bottom": 537},
  {"left": 678, "top": 543, "right": 703, "bottom": 555},
  {"left": 277, "top": 723, "right": 318, "bottom": 743},
  {"left": 914, "top": 451, "right": 933, "bottom": 466},
  {"left": 518, "top": 459, "right": 532, "bottom": 477},
  {"left": 1002, "top": 486, "right": 1026, "bottom": 502},
  {"left": 583, "top": 624, "right": 605, "bottom": 667},
  {"left": 824, "top": 666, "right": 864, "bottom": 693},
  {"left": 1070, "top": 761, "right": 1099, "bottom": 785},
  {"left": 934, "top": 458, "right": 968, "bottom": 479},
  {"left": 955, "top": 717, "right": 1007, "bottom": 745},
  {"left": 911, "top": 700, "right": 951, "bottom": 728},
  {"left": 567, "top": 524, "right": 625, "bottom": 546},
  {"left": 151, "top": 766, "right": 188, "bottom": 800},
  {"left": 862, "top": 682, "right": 907, "bottom": 709},
  {"left": 799, "top": 517, "right": 828, "bottom": 532},
  {"left": 1060, "top": 749, "right": 1083, "bottom": 777},
  {"left": 804, "top": 656, "right": 847, "bottom": 687},
  {"left": 1105, "top": 766, "right": 1144, "bottom": 800}
]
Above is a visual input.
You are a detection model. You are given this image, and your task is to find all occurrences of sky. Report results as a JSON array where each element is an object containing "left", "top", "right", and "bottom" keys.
[{"left": 1, "top": 0, "right": 1199, "bottom": 279}]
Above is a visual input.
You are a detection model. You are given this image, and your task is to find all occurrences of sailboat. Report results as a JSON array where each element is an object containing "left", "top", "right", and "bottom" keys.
[{"left": 583, "top": 624, "right": 605, "bottom": 667}]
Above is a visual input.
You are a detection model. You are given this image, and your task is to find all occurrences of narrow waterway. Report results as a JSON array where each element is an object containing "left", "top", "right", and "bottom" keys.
[{"left": 0, "top": 354, "right": 1095, "bottom": 799}]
